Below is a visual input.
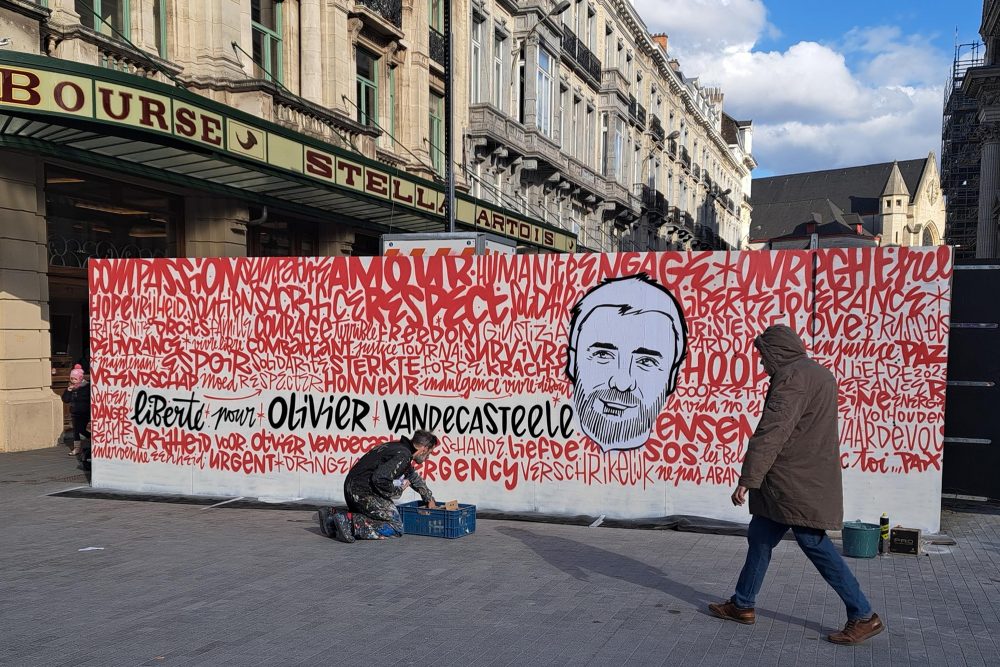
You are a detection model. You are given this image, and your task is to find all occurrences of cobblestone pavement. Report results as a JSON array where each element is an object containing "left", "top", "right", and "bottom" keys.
[{"left": 2, "top": 447, "right": 998, "bottom": 666}]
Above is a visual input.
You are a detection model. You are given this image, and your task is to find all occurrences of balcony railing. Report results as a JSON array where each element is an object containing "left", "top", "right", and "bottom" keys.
[
  {"left": 640, "top": 185, "right": 668, "bottom": 221},
  {"left": 355, "top": 0, "right": 402, "bottom": 28},
  {"left": 692, "top": 164, "right": 700, "bottom": 181},
  {"left": 679, "top": 146, "right": 691, "bottom": 169},
  {"left": 667, "top": 137, "right": 677, "bottom": 157},
  {"left": 429, "top": 27, "right": 445, "bottom": 65},
  {"left": 560, "top": 26, "right": 602, "bottom": 86},
  {"left": 649, "top": 115, "right": 664, "bottom": 143},
  {"left": 636, "top": 102, "right": 646, "bottom": 128}
]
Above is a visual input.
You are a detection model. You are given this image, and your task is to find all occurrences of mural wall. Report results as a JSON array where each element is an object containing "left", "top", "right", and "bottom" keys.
[{"left": 89, "top": 247, "right": 953, "bottom": 531}]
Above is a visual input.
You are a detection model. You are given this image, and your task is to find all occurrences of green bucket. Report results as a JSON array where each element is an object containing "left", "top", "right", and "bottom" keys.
[{"left": 842, "top": 521, "right": 880, "bottom": 558}]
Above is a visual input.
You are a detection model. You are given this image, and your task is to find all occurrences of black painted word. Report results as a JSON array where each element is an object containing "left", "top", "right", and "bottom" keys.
[
  {"left": 130, "top": 390, "right": 206, "bottom": 432},
  {"left": 267, "top": 393, "right": 371, "bottom": 432},
  {"left": 383, "top": 400, "right": 574, "bottom": 438}
]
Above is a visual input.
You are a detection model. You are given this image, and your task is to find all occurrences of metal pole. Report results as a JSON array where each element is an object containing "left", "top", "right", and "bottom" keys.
[{"left": 444, "top": 0, "right": 456, "bottom": 232}]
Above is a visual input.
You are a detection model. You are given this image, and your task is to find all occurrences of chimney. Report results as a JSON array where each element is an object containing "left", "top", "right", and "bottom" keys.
[
  {"left": 668, "top": 58, "right": 681, "bottom": 71},
  {"left": 856, "top": 223, "right": 863, "bottom": 235},
  {"left": 652, "top": 33, "right": 669, "bottom": 52}
]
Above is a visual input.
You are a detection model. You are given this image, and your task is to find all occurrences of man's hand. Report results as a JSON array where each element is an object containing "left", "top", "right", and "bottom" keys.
[
  {"left": 731, "top": 485, "right": 749, "bottom": 506},
  {"left": 426, "top": 499, "right": 437, "bottom": 509}
]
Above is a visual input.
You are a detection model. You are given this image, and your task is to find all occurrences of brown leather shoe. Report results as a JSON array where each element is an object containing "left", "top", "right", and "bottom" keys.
[
  {"left": 827, "top": 613, "right": 885, "bottom": 644},
  {"left": 708, "top": 600, "right": 756, "bottom": 625}
]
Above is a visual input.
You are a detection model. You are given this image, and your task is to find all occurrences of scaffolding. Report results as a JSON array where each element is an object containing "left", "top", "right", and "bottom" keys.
[{"left": 942, "top": 42, "right": 984, "bottom": 259}]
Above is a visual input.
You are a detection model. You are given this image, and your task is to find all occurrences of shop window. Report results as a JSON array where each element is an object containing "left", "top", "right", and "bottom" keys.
[
  {"left": 251, "top": 0, "right": 283, "bottom": 83},
  {"left": 45, "top": 166, "right": 182, "bottom": 391},
  {"left": 45, "top": 167, "right": 180, "bottom": 269},
  {"left": 429, "top": 90, "right": 444, "bottom": 176},
  {"left": 249, "top": 215, "right": 318, "bottom": 257},
  {"left": 76, "top": 0, "right": 129, "bottom": 39},
  {"left": 356, "top": 47, "right": 379, "bottom": 127}
]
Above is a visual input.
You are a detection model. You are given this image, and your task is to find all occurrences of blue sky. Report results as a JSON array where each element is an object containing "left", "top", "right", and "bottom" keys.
[{"left": 633, "top": 0, "right": 985, "bottom": 176}]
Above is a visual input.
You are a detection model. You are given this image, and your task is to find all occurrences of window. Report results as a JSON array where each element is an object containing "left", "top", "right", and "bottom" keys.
[
  {"left": 429, "top": 90, "right": 444, "bottom": 176},
  {"left": 585, "top": 105, "right": 594, "bottom": 167},
  {"left": 570, "top": 96, "right": 581, "bottom": 157},
  {"left": 471, "top": 19, "right": 483, "bottom": 103},
  {"left": 153, "top": 0, "right": 167, "bottom": 58},
  {"left": 493, "top": 30, "right": 506, "bottom": 112},
  {"left": 896, "top": 199, "right": 903, "bottom": 207},
  {"left": 536, "top": 48, "right": 554, "bottom": 137},
  {"left": 251, "top": 217, "right": 319, "bottom": 257},
  {"left": 587, "top": 7, "right": 596, "bottom": 50},
  {"left": 251, "top": 0, "right": 283, "bottom": 82},
  {"left": 517, "top": 49, "right": 525, "bottom": 123},
  {"left": 77, "top": 0, "right": 128, "bottom": 39},
  {"left": 429, "top": 0, "right": 443, "bottom": 32},
  {"left": 601, "top": 112, "right": 609, "bottom": 176},
  {"left": 356, "top": 48, "right": 378, "bottom": 127},
  {"left": 559, "top": 85, "right": 568, "bottom": 143},
  {"left": 615, "top": 118, "right": 625, "bottom": 182},
  {"left": 386, "top": 65, "right": 396, "bottom": 149},
  {"left": 574, "top": 0, "right": 584, "bottom": 35},
  {"left": 605, "top": 24, "right": 614, "bottom": 63},
  {"left": 886, "top": 199, "right": 892, "bottom": 209}
]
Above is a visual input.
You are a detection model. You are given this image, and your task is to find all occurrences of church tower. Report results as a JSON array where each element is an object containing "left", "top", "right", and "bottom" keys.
[{"left": 880, "top": 161, "right": 911, "bottom": 246}]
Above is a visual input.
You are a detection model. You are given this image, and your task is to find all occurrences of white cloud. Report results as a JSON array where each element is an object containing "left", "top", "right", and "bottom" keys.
[
  {"left": 633, "top": 0, "right": 772, "bottom": 54},
  {"left": 631, "top": 1, "right": 948, "bottom": 175}
]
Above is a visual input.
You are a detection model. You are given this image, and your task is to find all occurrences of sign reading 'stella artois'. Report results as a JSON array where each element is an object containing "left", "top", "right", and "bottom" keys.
[{"left": 89, "top": 248, "right": 952, "bottom": 531}]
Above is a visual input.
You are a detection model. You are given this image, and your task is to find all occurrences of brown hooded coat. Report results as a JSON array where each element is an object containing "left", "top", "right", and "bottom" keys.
[{"left": 739, "top": 325, "right": 844, "bottom": 531}]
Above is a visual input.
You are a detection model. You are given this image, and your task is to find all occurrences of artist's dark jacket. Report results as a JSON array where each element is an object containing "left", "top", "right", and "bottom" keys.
[
  {"left": 345, "top": 437, "right": 435, "bottom": 504},
  {"left": 62, "top": 381, "right": 91, "bottom": 417},
  {"left": 739, "top": 325, "right": 843, "bottom": 531}
]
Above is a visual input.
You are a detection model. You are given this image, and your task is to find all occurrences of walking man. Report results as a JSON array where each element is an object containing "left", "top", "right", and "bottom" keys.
[
  {"left": 709, "top": 325, "right": 884, "bottom": 645},
  {"left": 318, "top": 430, "right": 439, "bottom": 543}
]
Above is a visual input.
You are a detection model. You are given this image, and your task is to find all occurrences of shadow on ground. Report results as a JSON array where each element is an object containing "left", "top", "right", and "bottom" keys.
[{"left": 498, "top": 525, "right": 828, "bottom": 634}]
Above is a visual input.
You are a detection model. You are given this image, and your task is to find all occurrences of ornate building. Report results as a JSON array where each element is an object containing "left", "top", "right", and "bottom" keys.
[
  {"left": 460, "top": 0, "right": 754, "bottom": 252},
  {"left": 750, "top": 156, "right": 945, "bottom": 249},
  {"left": 0, "top": 0, "right": 750, "bottom": 451}
]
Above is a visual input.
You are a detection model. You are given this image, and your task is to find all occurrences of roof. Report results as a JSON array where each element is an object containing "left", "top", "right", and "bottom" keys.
[
  {"left": 721, "top": 113, "right": 751, "bottom": 148},
  {"left": 748, "top": 198, "right": 875, "bottom": 242},
  {"left": 752, "top": 158, "right": 927, "bottom": 215},
  {"left": 750, "top": 157, "right": 929, "bottom": 240}
]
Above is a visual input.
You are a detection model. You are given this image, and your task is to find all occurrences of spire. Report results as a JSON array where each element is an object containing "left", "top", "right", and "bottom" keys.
[{"left": 881, "top": 161, "right": 910, "bottom": 198}]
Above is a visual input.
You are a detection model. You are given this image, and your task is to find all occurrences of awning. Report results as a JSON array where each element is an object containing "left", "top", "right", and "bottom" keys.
[{"left": 0, "top": 51, "right": 577, "bottom": 253}]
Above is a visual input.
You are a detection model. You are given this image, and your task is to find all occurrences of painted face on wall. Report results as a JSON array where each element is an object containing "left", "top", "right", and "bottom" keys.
[{"left": 572, "top": 308, "right": 680, "bottom": 451}]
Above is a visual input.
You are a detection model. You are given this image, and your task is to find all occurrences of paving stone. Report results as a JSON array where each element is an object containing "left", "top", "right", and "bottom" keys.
[{"left": 2, "top": 448, "right": 999, "bottom": 666}]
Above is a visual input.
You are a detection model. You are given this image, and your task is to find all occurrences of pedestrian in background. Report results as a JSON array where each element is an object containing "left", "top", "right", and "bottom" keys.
[
  {"left": 709, "top": 325, "right": 884, "bottom": 645},
  {"left": 62, "top": 364, "right": 91, "bottom": 458}
]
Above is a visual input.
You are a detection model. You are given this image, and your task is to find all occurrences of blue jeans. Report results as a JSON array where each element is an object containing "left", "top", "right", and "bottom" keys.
[{"left": 732, "top": 515, "right": 873, "bottom": 620}]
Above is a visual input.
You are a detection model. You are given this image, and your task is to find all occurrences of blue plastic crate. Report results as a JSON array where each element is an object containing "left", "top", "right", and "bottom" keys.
[{"left": 398, "top": 501, "right": 476, "bottom": 538}]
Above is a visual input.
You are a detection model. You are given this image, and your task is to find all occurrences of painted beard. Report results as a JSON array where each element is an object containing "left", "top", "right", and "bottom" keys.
[{"left": 573, "top": 382, "right": 671, "bottom": 451}]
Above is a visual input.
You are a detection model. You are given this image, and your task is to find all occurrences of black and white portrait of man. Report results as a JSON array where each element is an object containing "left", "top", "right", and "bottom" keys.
[{"left": 565, "top": 274, "right": 688, "bottom": 452}]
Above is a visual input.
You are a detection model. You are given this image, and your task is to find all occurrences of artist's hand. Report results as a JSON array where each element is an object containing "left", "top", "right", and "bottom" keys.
[
  {"left": 731, "top": 486, "right": 748, "bottom": 507},
  {"left": 426, "top": 499, "right": 437, "bottom": 509},
  {"left": 400, "top": 480, "right": 410, "bottom": 492}
]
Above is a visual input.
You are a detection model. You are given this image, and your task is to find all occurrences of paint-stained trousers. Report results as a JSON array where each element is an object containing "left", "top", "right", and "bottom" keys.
[{"left": 344, "top": 481, "right": 404, "bottom": 540}]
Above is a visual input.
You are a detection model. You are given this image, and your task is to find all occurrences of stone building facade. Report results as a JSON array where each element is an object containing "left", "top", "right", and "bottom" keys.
[
  {"left": 964, "top": 0, "right": 1000, "bottom": 257},
  {"left": 459, "top": 0, "right": 754, "bottom": 252},
  {"left": 0, "top": 0, "right": 749, "bottom": 451}
]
